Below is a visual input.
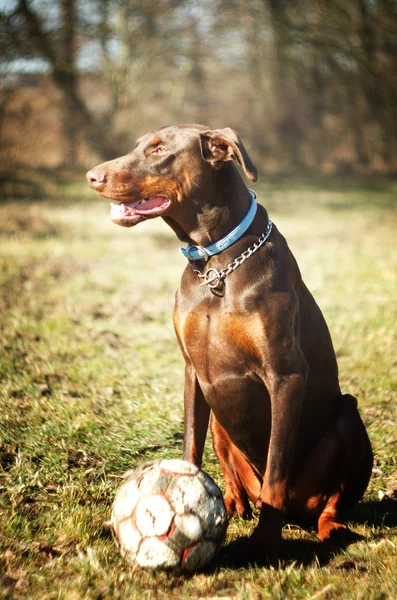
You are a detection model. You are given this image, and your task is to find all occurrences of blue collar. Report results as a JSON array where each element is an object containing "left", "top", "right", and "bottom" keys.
[{"left": 180, "top": 191, "right": 257, "bottom": 262}]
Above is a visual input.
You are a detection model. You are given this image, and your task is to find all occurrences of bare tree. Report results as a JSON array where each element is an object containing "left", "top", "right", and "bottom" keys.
[
  {"left": 15, "top": 0, "right": 118, "bottom": 160},
  {"left": 1, "top": 0, "right": 397, "bottom": 172}
]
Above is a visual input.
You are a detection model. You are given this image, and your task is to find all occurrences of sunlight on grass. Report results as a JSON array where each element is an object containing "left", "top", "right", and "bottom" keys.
[{"left": 0, "top": 174, "right": 396, "bottom": 598}]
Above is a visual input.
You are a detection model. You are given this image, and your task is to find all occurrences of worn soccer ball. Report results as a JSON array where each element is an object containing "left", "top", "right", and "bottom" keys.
[{"left": 111, "top": 459, "right": 228, "bottom": 573}]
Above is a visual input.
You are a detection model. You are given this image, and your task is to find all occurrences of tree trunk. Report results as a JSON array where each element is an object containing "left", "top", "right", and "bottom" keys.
[
  {"left": 265, "top": 0, "right": 305, "bottom": 170},
  {"left": 18, "top": 0, "right": 118, "bottom": 161}
]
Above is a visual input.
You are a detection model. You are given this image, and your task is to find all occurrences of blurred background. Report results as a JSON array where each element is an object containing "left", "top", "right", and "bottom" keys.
[
  {"left": 1, "top": 4, "right": 397, "bottom": 596},
  {"left": 1, "top": 0, "right": 397, "bottom": 174}
]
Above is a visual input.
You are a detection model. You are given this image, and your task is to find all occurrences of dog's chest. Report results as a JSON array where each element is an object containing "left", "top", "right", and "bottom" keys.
[{"left": 175, "top": 303, "right": 265, "bottom": 379}]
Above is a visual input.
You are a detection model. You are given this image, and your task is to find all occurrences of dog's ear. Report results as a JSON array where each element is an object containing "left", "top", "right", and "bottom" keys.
[{"left": 200, "top": 128, "right": 258, "bottom": 182}]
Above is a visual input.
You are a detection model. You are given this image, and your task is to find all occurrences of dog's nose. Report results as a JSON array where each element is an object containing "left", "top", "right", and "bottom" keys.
[{"left": 86, "top": 168, "right": 107, "bottom": 189}]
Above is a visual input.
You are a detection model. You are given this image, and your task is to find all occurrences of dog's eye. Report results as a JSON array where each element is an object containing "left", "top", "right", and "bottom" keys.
[{"left": 152, "top": 146, "right": 167, "bottom": 155}]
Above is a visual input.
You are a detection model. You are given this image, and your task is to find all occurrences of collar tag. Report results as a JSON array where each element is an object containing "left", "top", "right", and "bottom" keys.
[{"left": 180, "top": 190, "right": 257, "bottom": 261}]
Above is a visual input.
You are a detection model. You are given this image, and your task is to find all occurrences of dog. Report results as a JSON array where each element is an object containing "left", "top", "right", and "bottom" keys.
[{"left": 87, "top": 125, "right": 373, "bottom": 551}]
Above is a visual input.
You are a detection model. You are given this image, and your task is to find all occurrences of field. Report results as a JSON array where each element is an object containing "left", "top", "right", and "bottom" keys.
[{"left": 1, "top": 170, "right": 396, "bottom": 599}]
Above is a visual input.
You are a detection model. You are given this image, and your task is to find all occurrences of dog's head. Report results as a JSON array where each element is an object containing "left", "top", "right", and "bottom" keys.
[{"left": 86, "top": 125, "right": 258, "bottom": 228}]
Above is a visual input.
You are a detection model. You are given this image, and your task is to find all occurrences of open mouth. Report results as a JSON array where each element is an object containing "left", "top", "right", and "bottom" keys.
[{"left": 110, "top": 195, "right": 172, "bottom": 227}]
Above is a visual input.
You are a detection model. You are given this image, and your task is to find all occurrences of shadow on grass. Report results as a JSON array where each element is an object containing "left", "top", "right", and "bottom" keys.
[
  {"left": 0, "top": 168, "right": 93, "bottom": 204},
  {"left": 212, "top": 499, "right": 397, "bottom": 571},
  {"left": 348, "top": 498, "right": 397, "bottom": 528},
  {"left": 263, "top": 173, "right": 397, "bottom": 195},
  {"left": 256, "top": 174, "right": 397, "bottom": 214},
  {"left": 215, "top": 531, "right": 363, "bottom": 571}
]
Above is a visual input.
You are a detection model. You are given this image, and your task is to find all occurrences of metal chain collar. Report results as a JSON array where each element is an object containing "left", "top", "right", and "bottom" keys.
[{"left": 193, "top": 218, "right": 273, "bottom": 289}]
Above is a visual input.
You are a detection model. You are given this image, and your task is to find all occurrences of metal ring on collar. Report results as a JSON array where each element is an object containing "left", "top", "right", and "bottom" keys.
[
  {"left": 200, "top": 268, "right": 222, "bottom": 288},
  {"left": 188, "top": 245, "right": 209, "bottom": 261}
]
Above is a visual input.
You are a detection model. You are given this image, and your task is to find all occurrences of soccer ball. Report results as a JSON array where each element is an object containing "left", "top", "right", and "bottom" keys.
[{"left": 111, "top": 459, "right": 228, "bottom": 573}]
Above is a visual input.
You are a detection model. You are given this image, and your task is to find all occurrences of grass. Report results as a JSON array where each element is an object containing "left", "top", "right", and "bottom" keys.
[{"left": 0, "top": 169, "right": 396, "bottom": 599}]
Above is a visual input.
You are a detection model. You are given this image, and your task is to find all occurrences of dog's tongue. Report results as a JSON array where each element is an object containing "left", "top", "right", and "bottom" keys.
[
  {"left": 135, "top": 196, "right": 168, "bottom": 214},
  {"left": 110, "top": 196, "right": 171, "bottom": 227}
]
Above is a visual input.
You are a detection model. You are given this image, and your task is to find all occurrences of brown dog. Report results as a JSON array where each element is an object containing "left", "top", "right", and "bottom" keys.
[{"left": 87, "top": 125, "right": 373, "bottom": 550}]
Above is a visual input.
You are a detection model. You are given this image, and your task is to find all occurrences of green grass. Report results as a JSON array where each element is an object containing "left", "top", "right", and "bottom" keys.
[{"left": 1, "top": 170, "right": 397, "bottom": 599}]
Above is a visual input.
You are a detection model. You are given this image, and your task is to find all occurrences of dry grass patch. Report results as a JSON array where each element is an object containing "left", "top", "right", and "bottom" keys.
[{"left": 0, "top": 172, "right": 396, "bottom": 599}]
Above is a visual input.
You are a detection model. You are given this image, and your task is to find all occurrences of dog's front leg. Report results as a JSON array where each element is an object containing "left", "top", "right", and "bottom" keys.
[
  {"left": 183, "top": 363, "right": 210, "bottom": 468},
  {"left": 253, "top": 371, "right": 307, "bottom": 550}
]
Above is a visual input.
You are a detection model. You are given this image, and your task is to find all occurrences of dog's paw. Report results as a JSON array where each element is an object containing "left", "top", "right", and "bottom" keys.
[
  {"left": 224, "top": 493, "right": 253, "bottom": 520},
  {"left": 318, "top": 519, "right": 349, "bottom": 542}
]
